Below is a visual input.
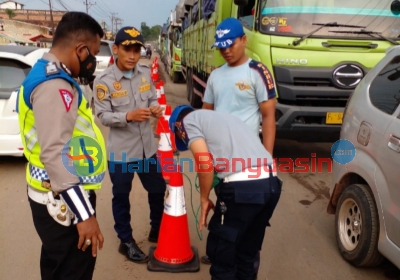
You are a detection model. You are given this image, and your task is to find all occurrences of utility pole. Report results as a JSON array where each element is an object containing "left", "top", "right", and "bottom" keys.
[
  {"left": 83, "top": 0, "right": 96, "bottom": 14},
  {"left": 115, "top": 17, "right": 123, "bottom": 34},
  {"left": 48, "top": 0, "right": 54, "bottom": 35},
  {"left": 110, "top": 12, "right": 117, "bottom": 36}
]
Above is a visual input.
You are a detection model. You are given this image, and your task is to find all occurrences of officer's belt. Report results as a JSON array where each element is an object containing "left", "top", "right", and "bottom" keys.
[
  {"left": 29, "top": 164, "right": 105, "bottom": 184},
  {"left": 223, "top": 165, "right": 276, "bottom": 183},
  {"left": 27, "top": 185, "right": 52, "bottom": 204},
  {"left": 27, "top": 185, "right": 90, "bottom": 205}
]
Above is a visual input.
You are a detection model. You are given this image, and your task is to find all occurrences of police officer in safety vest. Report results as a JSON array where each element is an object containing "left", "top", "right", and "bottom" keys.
[
  {"left": 17, "top": 12, "right": 106, "bottom": 280},
  {"left": 93, "top": 26, "right": 166, "bottom": 263}
]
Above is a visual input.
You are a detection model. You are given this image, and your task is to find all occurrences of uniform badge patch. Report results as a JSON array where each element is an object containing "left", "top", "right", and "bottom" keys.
[
  {"left": 141, "top": 77, "right": 147, "bottom": 84},
  {"left": 111, "top": 90, "right": 128, "bottom": 99},
  {"left": 113, "top": 81, "right": 122, "bottom": 90},
  {"left": 59, "top": 89, "right": 73, "bottom": 112},
  {"left": 139, "top": 84, "right": 151, "bottom": 92},
  {"left": 96, "top": 84, "right": 108, "bottom": 101},
  {"left": 124, "top": 28, "right": 141, "bottom": 37},
  {"left": 235, "top": 82, "right": 250, "bottom": 91}
]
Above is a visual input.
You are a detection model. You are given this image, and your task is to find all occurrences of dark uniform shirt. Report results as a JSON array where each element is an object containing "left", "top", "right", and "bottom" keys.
[{"left": 93, "top": 63, "right": 158, "bottom": 161}]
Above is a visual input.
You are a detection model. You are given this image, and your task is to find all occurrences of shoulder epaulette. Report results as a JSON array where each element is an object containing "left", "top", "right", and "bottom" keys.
[{"left": 249, "top": 60, "right": 276, "bottom": 99}]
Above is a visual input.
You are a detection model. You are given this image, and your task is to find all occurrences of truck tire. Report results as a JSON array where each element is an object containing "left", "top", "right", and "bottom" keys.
[
  {"left": 335, "top": 184, "right": 384, "bottom": 267},
  {"left": 172, "top": 71, "right": 180, "bottom": 83}
]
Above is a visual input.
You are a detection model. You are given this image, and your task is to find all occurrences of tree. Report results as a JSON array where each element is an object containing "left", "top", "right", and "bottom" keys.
[
  {"left": 140, "top": 22, "right": 162, "bottom": 41},
  {"left": 140, "top": 22, "right": 151, "bottom": 41},
  {"left": 5, "top": 9, "right": 16, "bottom": 19}
]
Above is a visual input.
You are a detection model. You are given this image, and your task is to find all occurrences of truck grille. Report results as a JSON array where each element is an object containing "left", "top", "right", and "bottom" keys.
[{"left": 274, "top": 66, "right": 365, "bottom": 107}]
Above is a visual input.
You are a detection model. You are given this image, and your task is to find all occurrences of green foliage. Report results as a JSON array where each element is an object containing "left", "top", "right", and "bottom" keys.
[
  {"left": 5, "top": 8, "right": 16, "bottom": 19},
  {"left": 140, "top": 22, "right": 162, "bottom": 41}
]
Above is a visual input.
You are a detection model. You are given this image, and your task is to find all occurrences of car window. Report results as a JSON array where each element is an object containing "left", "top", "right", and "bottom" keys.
[
  {"left": 369, "top": 56, "right": 400, "bottom": 115},
  {"left": 0, "top": 58, "right": 30, "bottom": 99},
  {"left": 98, "top": 42, "right": 112, "bottom": 57}
]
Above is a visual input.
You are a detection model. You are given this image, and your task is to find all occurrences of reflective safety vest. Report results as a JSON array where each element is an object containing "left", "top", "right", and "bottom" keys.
[{"left": 17, "top": 58, "right": 107, "bottom": 192}]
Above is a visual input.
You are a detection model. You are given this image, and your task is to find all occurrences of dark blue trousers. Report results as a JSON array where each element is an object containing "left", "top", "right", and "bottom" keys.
[
  {"left": 206, "top": 176, "right": 282, "bottom": 280},
  {"left": 108, "top": 154, "right": 166, "bottom": 243}
]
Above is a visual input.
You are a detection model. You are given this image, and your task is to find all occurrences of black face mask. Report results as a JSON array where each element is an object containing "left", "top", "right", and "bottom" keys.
[{"left": 77, "top": 47, "right": 97, "bottom": 80}]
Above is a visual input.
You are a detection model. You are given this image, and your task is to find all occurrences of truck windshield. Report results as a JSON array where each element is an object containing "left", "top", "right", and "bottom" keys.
[{"left": 260, "top": 0, "right": 400, "bottom": 40}]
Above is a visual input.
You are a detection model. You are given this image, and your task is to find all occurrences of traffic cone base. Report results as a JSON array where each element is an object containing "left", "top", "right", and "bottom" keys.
[{"left": 147, "top": 246, "right": 199, "bottom": 273}]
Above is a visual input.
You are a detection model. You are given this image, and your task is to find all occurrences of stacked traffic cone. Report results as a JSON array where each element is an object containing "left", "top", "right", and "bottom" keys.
[
  {"left": 159, "top": 80, "right": 165, "bottom": 96},
  {"left": 152, "top": 64, "right": 159, "bottom": 82},
  {"left": 156, "top": 118, "right": 174, "bottom": 183},
  {"left": 148, "top": 165, "right": 200, "bottom": 272},
  {"left": 155, "top": 81, "right": 161, "bottom": 99},
  {"left": 163, "top": 105, "right": 176, "bottom": 151}
]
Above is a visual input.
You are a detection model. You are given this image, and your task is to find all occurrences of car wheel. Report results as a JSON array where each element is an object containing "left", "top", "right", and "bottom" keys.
[{"left": 335, "top": 184, "right": 384, "bottom": 267}]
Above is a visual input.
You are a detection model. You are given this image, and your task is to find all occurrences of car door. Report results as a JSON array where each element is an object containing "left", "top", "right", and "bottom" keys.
[
  {"left": 373, "top": 51, "right": 400, "bottom": 248},
  {"left": 94, "top": 41, "right": 112, "bottom": 76},
  {"left": 0, "top": 57, "right": 31, "bottom": 135}
]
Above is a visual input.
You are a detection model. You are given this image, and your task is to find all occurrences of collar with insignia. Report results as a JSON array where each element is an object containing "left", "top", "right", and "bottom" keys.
[{"left": 60, "top": 62, "right": 72, "bottom": 76}]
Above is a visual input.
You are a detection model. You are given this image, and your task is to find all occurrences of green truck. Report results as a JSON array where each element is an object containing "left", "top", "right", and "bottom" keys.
[
  {"left": 160, "top": 4, "right": 184, "bottom": 83},
  {"left": 179, "top": 0, "right": 400, "bottom": 141}
]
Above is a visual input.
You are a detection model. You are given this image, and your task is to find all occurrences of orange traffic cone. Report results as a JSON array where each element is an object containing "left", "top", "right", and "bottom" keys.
[
  {"left": 158, "top": 94, "right": 167, "bottom": 114},
  {"left": 152, "top": 63, "right": 159, "bottom": 82},
  {"left": 157, "top": 118, "right": 174, "bottom": 182},
  {"left": 148, "top": 165, "right": 200, "bottom": 272},
  {"left": 155, "top": 81, "right": 161, "bottom": 99},
  {"left": 159, "top": 80, "right": 165, "bottom": 96},
  {"left": 163, "top": 106, "right": 176, "bottom": 151}
]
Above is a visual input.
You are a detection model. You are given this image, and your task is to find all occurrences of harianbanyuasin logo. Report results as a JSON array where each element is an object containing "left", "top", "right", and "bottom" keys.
[{"left": 61, "top": 136, "right": 103, "bottom": 177}]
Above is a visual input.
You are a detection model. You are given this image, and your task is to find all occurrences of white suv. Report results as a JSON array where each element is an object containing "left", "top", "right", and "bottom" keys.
[
  {"left": 0, "top": 46, "right": 49, "bottom": 157},
  {"left": 328, "top": 46, "right": 400, "bottom": 270},
  {"left": 94, "top": 40, "right": 114, "bottom": 76}
]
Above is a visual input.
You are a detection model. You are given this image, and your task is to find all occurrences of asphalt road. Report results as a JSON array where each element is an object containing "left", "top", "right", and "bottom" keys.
[{"left": 0, "top": 55, "right": 399, "bottom": 280}]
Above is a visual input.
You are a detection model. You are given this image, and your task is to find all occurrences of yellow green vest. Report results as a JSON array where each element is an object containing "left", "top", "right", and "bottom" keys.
[{"left": 17, "top": 58, "right": 107, "bottom": 192}]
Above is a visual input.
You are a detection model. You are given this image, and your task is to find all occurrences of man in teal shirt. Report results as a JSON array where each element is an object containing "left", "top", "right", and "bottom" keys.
[{"left": 201, "top": 18, "right": 277, "bottom": 279}]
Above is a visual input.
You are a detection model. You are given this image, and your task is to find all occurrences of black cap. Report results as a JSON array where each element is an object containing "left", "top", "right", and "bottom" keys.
[{"left": 114, "top": 26, "right": 145, "bottom": 46}]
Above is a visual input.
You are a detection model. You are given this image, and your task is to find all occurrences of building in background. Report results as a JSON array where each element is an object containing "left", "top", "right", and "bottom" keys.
[
  {"left": 0, "top": 1, "right": 66, "bottom": 28},
  {"left": 0, "top": 1, "right": 25, "bottom": 10}
]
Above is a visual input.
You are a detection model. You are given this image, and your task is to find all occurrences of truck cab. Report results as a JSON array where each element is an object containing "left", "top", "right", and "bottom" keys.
[
  {"left": 161, "top": 7, "right": 184, "bottom": 83},
  {"left": 181, "top": 0, "right": 400, "bottom": 141}
]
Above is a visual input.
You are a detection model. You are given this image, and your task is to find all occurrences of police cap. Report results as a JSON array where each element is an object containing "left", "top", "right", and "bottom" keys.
[{"left": 114, "top": 26, "right": 145, "bottom": 47}]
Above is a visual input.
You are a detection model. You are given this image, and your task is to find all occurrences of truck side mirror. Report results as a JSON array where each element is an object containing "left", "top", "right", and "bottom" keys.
[
  {"left": 391, "top": 0, "right": 400, "bottom": 15},
  {"left": 234, "top": 0, "right": 248, "bottom": 5}
]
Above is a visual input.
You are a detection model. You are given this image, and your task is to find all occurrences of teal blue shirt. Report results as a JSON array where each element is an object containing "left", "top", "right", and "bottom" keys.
[{"left": 203, "top": 59, "right": 276, "bottom": 135}]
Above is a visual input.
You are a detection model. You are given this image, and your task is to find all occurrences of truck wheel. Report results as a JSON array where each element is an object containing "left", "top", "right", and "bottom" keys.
[
  {"left": 335, "top": 184, "right": 384, "bottom": 267},
  {"left": 172, "top": 71, "right": 180, "bottom": 83}
]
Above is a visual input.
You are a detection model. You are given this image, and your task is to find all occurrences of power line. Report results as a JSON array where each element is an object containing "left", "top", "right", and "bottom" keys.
[
  {"left": 115, "top": 17, "right": 123, "bottom": 34},
  {"left": 110, "top": 12, "right": 117, "bottom": 34},
  {"left": 48, "top": 0, "right": 55, "bottom": 34},
  {"left": 83, "top": 0, "right": 96, "bottom": 14}
]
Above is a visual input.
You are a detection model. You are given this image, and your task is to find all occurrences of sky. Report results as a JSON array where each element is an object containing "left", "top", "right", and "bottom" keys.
[{"left": 17, "top": 0, "right": 179, "bottom": 30}]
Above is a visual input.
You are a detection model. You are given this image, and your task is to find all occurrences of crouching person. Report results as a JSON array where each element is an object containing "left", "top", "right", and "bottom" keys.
[{"left": 168, "top": 105, "right": 282, "bottom": 280}]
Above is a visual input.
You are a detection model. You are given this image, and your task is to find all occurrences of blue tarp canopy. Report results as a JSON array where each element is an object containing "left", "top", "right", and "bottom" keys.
[
  {"left": 161, "top": 24, "right": 168, "bottom": 36},
  {"left": 202, "top": 0, "right": 216, "bottom": 19},
  {"left": 192, "top": 2, "right": 199, "bottom": 23}
]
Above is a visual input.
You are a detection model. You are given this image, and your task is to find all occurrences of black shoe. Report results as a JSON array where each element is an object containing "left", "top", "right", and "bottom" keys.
[
  {"left": 118, "top": 240, "right": 149, "bottom": 263},
  {"left": 148, "top": 228, "right": 159, "bottom": 243},
  {"left": 201, "top": 255, "right": 211, "bottom": 265}
]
